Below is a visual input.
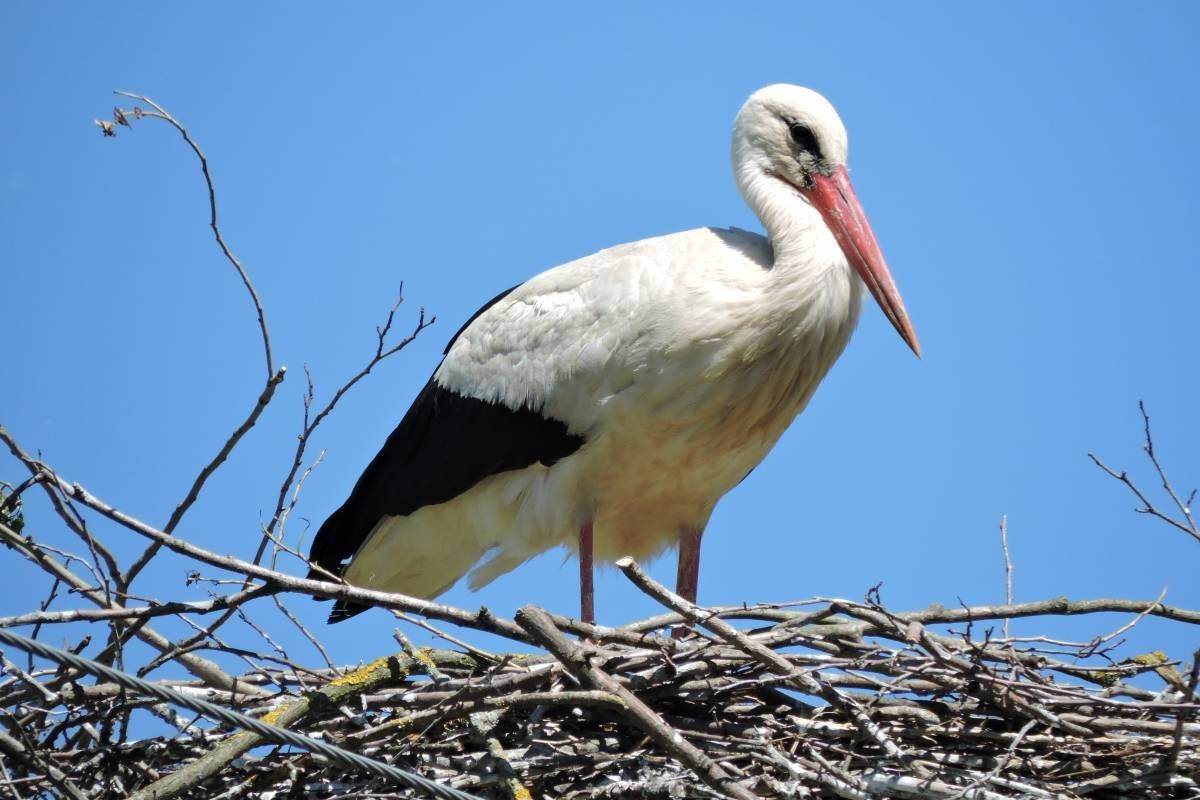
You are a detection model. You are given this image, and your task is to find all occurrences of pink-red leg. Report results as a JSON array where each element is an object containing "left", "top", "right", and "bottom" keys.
[
  {"left": 579, "top": 521, "right": 595, "bottom": 624},
  {"left": 676, "top": 527, "right": 703, "bottom": 604},
  {"left": 673, "top": 527, "right": 703, "bottom": 638}
]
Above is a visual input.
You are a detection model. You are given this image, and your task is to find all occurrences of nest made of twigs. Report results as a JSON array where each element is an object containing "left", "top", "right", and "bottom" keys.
[{"left": 4, "top": 577, "right": 1196, "bottom": 800}]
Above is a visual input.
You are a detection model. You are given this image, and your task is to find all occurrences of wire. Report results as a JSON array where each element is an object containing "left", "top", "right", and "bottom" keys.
[{"left": 0, "top": 627, "right": 483, "bottom": 800}]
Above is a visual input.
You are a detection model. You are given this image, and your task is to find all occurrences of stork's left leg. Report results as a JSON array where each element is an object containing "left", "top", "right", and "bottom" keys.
[
  {"left": 579, "top": 521, "right": 595, "bottom": 624},
  {"left": 672, "top": 527, "right": 703, "bottom": 639},
  {"left": 676, "top": 527, "right": 703, "bottom": 605}
]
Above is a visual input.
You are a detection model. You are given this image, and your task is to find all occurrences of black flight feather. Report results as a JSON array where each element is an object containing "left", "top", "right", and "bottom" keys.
[{"left": 309, "top": 285, "right": 586, "bottom": 622}]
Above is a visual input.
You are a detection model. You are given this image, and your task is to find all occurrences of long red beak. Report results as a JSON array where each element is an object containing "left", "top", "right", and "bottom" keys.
[{"left": 803, "top": 166, "right": 920, "bottom": 357}]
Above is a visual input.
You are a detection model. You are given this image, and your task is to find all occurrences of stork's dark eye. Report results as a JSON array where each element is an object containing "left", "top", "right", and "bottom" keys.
[{"left": 788, "top": 122, "right": 820, "bottom": 155}]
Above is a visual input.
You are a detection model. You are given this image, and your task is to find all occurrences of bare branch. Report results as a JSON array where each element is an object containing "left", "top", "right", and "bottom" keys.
[
  {"left": 1165, "top": 649, "right": 1200, "bottom": 774},
  {"left": 121, "top": 367, "right": 287, "bottom": 589},
  {"left": 515, "top": 604, "right": 760, "bottom": 800},
  {"left": 0, "top": 585, "right": 270, "bottom": 628},
  {"left": 998, "top": 514, "right": 1013, "bottom": 638},
  {"left": 1138, "top": 401, "right": 1198, "bottom": 530},
  {"left": 617, "top": 557, "right": 929, "bottom": 777},
  {"left": 109, "top": 91, "right": 274, "bottom": 380},
  {"left": 1089, "top": 403, "right": 1200, "bottom": 546},
  {"left": 251, "top": 292, "right": 435, "bottom": 567},
  {"left": 0, "top": 730, "right": 88, "bottom": 800},
  {"left": 0, "top": 516, "right": 263, "bottom": 696}
]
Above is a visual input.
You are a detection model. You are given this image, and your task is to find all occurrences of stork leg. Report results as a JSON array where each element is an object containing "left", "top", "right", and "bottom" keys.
[
  {"left": 676, "top": 527, "right": 703, "bottom": 603},
  {"left": 579, "top": 521, "right": 595, "bottom": 624},
  {"left": 673, "top": 527, "right": 703, "bottom": 638}
]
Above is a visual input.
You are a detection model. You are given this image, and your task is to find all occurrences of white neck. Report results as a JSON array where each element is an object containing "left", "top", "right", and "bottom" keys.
[{"left": 734, "top": 163, "right": 845, "bottom": 274}]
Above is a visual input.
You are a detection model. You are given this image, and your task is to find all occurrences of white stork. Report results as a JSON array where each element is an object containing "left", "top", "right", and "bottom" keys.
[{"left": 309, "top": 84, "right": 919, "bottom": 623}]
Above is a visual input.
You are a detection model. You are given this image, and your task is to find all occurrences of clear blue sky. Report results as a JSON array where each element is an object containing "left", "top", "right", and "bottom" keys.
[{"left": 3, "top": 3, "right": 1198, "bottom": 667}]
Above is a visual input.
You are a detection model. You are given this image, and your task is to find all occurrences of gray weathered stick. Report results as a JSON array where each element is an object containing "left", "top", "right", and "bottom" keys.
[
  {"left": 126, "top": 649, "right": 480, "bottom": 800},
  {"left": 515, "top": 604, "right": 760, "bottom": 800},
  {"left": 616, "top": 556, "right": 926, "bottom": 777}
]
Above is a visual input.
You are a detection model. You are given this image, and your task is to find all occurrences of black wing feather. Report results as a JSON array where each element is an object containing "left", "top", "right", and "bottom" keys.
[{"left": 309, "top": 297, "right": 585, "bottom": 621}]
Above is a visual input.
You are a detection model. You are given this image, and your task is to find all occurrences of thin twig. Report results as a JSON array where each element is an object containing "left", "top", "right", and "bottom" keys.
[
  {"left": 0, "top": 516, "right": 262, "bottom": 696},
  {"left": 122, "top": 367, "right": 286, "bottom": 589},
  {"left": 0, "top": 586, "right": 271, "bottom": 628},
  {"left": 1089, "top": 406, "right": 1200, "bottom": 546},
  {"left": 515, "top": 604, "right": 760, "bottom": 800},
  {"left": 111, "top": 92, "right": 274, "bottom": 380},
  {"left": 1164, "top": 649, "right": 1200, "bottom": 774},
  {"left": 251, "top": 292, "right": 434, "bottom": 567},
  {"left": 1138, "top": 401, "right": 1198, "bottom": 532},
  {"left": 616, "top": 557, "right": 928, "bottom": 777},
  {"left": 998, "top": 515, "right": 1013, "bottom": 638},
  {"left": 0, "top": 730, "right": 88, "bottom": 800}
]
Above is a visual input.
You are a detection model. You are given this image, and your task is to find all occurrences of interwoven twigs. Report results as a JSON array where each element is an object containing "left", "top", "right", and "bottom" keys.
[{"left": 1, "top": 568, "right": 1197, "bottom": 797}]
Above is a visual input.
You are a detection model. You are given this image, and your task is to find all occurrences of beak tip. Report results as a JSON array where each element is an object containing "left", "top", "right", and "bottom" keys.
[{"left": 897, "top": 320, "right": 921, "bottom": 359}]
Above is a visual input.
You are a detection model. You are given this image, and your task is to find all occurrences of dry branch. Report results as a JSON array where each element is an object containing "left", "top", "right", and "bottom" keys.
[{"left": 516, "top": 604, "right": 760, "bottom": 800}]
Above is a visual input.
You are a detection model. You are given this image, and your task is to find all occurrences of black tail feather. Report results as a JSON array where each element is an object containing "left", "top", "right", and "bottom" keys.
[{"left": 327, "top": 601, "right": 369, "bottom": 623}]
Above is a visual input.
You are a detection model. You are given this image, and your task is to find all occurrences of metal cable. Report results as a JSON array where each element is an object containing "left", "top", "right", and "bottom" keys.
[{"left": 0, "top": 627, "right": 483, "bottom": 800}]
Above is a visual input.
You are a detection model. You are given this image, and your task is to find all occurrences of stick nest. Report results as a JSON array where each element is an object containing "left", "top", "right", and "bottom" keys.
[{"left": 3, "top": 592, "right": 1197, "bottom": 800}]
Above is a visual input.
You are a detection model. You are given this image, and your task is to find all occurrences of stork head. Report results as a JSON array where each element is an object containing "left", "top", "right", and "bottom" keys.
[{"left": 733, "top": 84, "right": 920, "bottom": 357}]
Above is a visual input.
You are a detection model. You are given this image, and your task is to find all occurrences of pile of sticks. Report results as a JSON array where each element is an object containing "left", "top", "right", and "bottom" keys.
[{"left": 0, "top": 558, "right": 1196, "bottom": 799}]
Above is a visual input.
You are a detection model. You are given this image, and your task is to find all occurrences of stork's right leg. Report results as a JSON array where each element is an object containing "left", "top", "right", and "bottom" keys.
[
  {"left": 672, "top": 527, "right": 703, "bottom": 639},
  {"left": 579, "top": 521, "right": 595, "bottom": 624},
  {"left": 675, "top": 527, "right": 703, "bottom": 605}
]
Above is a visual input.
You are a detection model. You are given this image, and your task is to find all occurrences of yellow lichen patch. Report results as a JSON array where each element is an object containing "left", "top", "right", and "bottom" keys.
[
  {"left": 1130, "top": 650, "right": 1188, "bottom": 691},
  {"left": 511, "top": 783, "right": 533, "bottom": 800},
  {"left": 414, "top": 647, "right": 440, "bottom": 673},
  {"left": 328, "top": 656, "right": 403, "bottom": 689},
  {"left": 1082, "top": 670, "right": 1120, "bottom": 687},
  {"left": 260, "top": 702, "right": 295, "bottom": 726},
  {"left": 1131, "top": 651, "right": 1170, "bottom": 667}
]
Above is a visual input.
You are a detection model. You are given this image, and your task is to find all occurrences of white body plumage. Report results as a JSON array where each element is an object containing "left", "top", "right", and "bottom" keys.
[{"left": 346, "top": 221, "right": 860, "bottom": 597}]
